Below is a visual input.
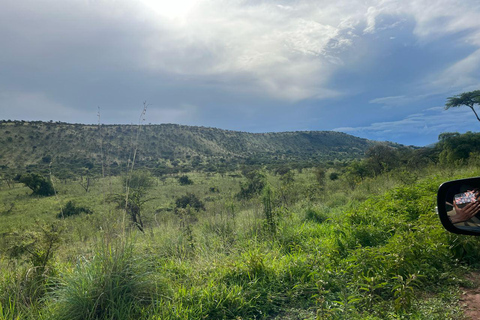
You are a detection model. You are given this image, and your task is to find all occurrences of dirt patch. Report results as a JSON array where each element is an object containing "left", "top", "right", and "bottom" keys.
[{"left": 460, "top": 272, "right": 480, "bottom": 319}]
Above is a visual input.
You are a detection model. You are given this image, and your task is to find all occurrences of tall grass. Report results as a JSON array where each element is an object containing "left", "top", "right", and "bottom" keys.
[
  {"left": 2, "top": 164, "right": 480, "bottom": 318},
  {"left": 51, "top": 238, "right": 161, "bottom": 320}
]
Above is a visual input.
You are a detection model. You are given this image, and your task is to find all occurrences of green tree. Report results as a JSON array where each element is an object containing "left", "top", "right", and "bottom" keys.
[
  {"left": 437, "top": 131, "right": 480, "bottom": 164},
  {"left": 438, "top": 132, "right": 460, "bottom": 141},
  {"left": 344, "top": 160, "right": 369, "bottom": 189},
  {"left": 365, "top": 144, "right": 397, "bottom": 175},
  {"left": 0, "top": 170, "right": 16, "bottom": 188},
  {"left": 125, "top": 169, "right": 154, "bottom": 192},
  {"left": 445, "top": 90, "right": 480, "bottom": 122},
  {"left": 20, "top": 173, "right": 55, "bottom": 196}
]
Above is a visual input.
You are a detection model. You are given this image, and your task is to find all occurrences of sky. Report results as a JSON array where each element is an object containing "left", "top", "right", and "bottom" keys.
[{"left": 1, "top": 0, "right": 480, "bottom": 146}]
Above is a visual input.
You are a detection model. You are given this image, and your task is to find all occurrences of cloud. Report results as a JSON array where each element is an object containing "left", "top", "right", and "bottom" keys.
[
  {"left": 146, "top": 104, "right": 199, "bottom": 125},
  {"left": 334, "top": 106, "right": 480, "bottom": 145},
  {"left": 142, "top": 0, "right": 480, "bottom": 100},
  {"left": 369, "top": 94, "right": 434, "bottom": 109},
  {"left": 369, "top": 95, "right": 408, "bottom": 106},
  {"left": 427, "top": 48, "right": 480, "bottom": 93},
  {"left": 2, "top": 0, "right": 480, "bottom": 103},
  {"left": 141, "top": 0, "right": 355, "bottom": 100},
  {"left": 1, "top": 0, "right": 480, "bottom": 144},
  {"left": 0, "top": 90, "right": 92, "bottom": 122}
]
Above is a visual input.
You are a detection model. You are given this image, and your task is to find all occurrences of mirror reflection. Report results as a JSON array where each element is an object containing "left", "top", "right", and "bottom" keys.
[{"left": 445, "top": 185, "right": 480, "bottom": 231}]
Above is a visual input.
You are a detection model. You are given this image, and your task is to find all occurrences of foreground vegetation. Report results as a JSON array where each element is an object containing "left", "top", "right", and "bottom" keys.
[
  {"left": 2, "top": 157, "right": 480, "bottom": 319},
  {"left": 2, "top": 126, "right": 480, "bottom": 319}
]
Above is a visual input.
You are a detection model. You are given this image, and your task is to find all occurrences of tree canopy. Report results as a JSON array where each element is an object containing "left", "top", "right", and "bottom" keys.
[
  {"left": 445, "top": 90, "right": 480, "bottom": 122},
  {"left": 20, "top": 173, "right": 55, "bottom": 196}
]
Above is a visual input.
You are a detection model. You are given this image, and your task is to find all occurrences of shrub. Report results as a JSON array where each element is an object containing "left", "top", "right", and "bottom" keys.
[
  {"left": 304, "top": 207, "right": 329, "bottom": 223},
  {"left": 262, "top": 184, "right": 277, "bottom": 233},
  {"left": 178, "top": 175, "right": 193, "bottom": 185},
  {"left": 2, "top": 223, "right": 63, "bottom": 309},
  {"left": 209, "top": 186, "right": 219, "bottom": 193},
  {"left": 124, "top": 170, "right": 154, "bottom": 192},
  {"left": 236, "top": 170, "right": 266, "bottom": 200},
  {"left": 329, "top": 172, "right": 339, "bottom": 181},
  {"left": 122, "top": 170, "right": 155, "bottom": 232},
  {"left": 275, "top": 166, "right": 291, "bottom": 176},
  {"left": 57, "top": 201, "right": 92, "bottom": 218},
  {"left": 41, "top": 155, "right": 52, "bottom": 163},
  {"left": 314, "top": 167, "right": 326, "bottom": 185},
  {"left": 175, "top": 193, "right": 205, "bottom": 212},
  {"left": 19, "top": 173, "right": 55, "bottom": 196}
]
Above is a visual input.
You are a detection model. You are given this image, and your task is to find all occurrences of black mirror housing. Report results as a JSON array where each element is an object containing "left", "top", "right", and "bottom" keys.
[{"left": 437, "top": 177, "right": 480, "bottom": 236}]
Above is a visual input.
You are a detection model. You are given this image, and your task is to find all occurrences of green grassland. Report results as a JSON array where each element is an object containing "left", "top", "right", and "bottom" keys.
[{"left": 2, "top": 160, "right": 480, "bottom": 319}]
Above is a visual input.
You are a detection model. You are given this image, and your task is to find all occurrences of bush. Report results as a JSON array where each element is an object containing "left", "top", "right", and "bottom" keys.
[
  {"left": 2, "top": 223, "right": 63, "bottom": 310},
  {"left": 175, "top": 193, "right": 205, "bottom": 212},
  {"left": 314, "top": 167, "right": 326, "bottom": 185},
  {"left": 120, "top": 170, "right": 155, "bottom": 232},
  {"left": 124, "top": 170, "right": 154, "bottom": 192},
  {"left": 236, "top": 170, "right": 266, "bottom": 200},
  {"left": 304, "top": 207, "right": 329, "bottom": 223},
  {"left": 19, "top": 173, "right": 55, "bottom": 196},
  {"left": 329, "top": 172, "right": 339, "bottom": 181},
  {"left": 57, "top": 201, "right": 92, "bottom": 218},
  {"left": 178, "top": 175, "right": 193, "bottom": 185},
  {"left": 209, "top": 186, "right": 219, "bottom": 193}
]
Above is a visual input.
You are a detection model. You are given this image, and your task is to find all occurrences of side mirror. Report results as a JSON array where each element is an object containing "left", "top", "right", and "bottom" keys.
[{"left": 437, "top": 177, "right": 480, "bottom": 236}]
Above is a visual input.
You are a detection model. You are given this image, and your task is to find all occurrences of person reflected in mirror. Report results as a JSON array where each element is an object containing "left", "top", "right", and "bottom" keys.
[
  {"left": 449, "top": 200, "right": 480, "bottom": 223},
  {"left": 446, "top": 189, "right": 480, "bottom": 227}
]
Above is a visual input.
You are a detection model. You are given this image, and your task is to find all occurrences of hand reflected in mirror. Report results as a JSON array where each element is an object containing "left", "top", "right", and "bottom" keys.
[{"left": 448, "top": 198, "right": 480, "bottom": 223}]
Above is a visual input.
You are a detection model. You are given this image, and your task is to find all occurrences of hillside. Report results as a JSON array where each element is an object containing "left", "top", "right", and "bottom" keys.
[{"left": 0, "top": 120, "right": 386, "bottom": 175}]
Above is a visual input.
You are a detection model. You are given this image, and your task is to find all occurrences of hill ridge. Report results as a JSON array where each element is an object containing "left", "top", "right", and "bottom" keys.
[{"left": 0, "top": 120, "right": 390, "bottom": 175}]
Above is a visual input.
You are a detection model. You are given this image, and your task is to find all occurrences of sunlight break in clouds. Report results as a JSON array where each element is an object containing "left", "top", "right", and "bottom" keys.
[
  {"left": 140, "top": 0, "right": 351, "bottom": 100},
  {"left": 140, "top": 0, "right": 199, "bottom": 19}
]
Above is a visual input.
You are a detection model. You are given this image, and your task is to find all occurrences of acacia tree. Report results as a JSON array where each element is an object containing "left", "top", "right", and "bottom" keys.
[
  {"left": 20, "top": 173, "right": 55, "bottom": 196},
  {"left": 445, "top": 90, "right": 480, "bottom": 122},
  {"left": 365, "top": 144, "right": 397, "bottom": 175}
]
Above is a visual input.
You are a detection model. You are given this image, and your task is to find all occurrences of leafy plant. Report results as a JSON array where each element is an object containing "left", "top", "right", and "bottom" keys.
[
  {"left": 329, "top": 172, "right": 339, "bottom": 181},
  {"left": 392, "top": 273, "right": 420, "bottom": 312},
  {"left": 178, "top": 175, "right": 193, "bottom": 185},
  {"left": 57, "top": 201, "right": 92, "bottom": 218},
  {"left": 3, "top": 223, "right": 63, "bottom": 309},
  {"left": 175, "top": 193, "right": 205, "bottom": 212},
  {"left": 304, "top": 207, "right": 329, "bottom": 224},
  {"left": 357, "top": 275, "right": 387, "bottom": 311},
  {"left": 19, "top": 173, "right": 55, "bottom": 196},
  {"left": 236, "top": 170, "right": 266, "bottom": 200}
]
